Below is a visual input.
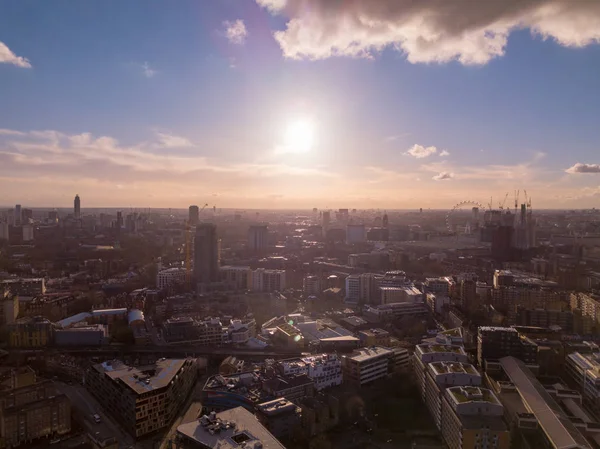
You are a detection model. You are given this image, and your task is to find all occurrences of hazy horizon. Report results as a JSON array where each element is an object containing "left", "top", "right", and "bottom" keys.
[{"left": 2, "top": 1, "right": 600, "bottom": 209}]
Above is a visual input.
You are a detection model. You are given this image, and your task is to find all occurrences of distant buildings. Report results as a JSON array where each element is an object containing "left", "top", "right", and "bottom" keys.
[
  {"left": 220, "top": 266, "right": 251, "bottom": 291},
  {"left": 0, "top": 278, "right": 46, "bottom": 297},
  {"left": 194, "top": 223, "right": 220, "bottom": 289},
  {"left": 248, "top": 224, "right": 269, "bottom": 253},
  {"left": 188, "top": 204, "right": 200, "bottom": 226},
  {"left": 74, "top": 194, "right": 80, "bottom": 219},
  {"left": 346, "top": 224, "right": 366, "bottom": 244},
  {"left": 156, "top": 267, "right": 187, "bottom": 289},
  {"left": 86, "top": 358, "right": 198, "bottom": 438},
  {"left": 250, "top": 268, "right": 285, "bottom": 293},
  {"left": 303, "top": 275, "right": 320, "bottom": 297}
]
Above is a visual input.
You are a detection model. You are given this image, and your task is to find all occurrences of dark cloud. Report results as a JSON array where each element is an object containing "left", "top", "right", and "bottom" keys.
[{"left": 566, "top": 163, "right": 600, "bottom": 174}]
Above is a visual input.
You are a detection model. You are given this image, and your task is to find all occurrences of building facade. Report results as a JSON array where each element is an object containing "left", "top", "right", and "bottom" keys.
[
  {"left": 342, "top": 347, "right": 392, "bottom": 387},
  {"left": 86, "top": 358, "right": 198, "bottom": 438}
]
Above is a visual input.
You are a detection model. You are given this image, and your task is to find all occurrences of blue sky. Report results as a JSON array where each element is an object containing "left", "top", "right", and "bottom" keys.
[{"left": 1, "top": 0, "right": 600, "bottom": 209}]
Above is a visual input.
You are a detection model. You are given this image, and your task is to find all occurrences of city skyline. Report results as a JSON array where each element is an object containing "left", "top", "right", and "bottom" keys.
[{"left": 2, "top": 1, "right": 600, "bottom": 209}]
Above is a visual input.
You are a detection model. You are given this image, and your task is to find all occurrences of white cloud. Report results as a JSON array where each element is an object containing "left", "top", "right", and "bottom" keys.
[
  {"left": 0, "top": 129, "right": 26, "bottom": 136},
  {"left": 432, "top": 172, "right": 454, "bottom": 181},
  {"left": 405, "top": 144, "right": 437, "bottom": 158},
  {"left": 439, "top": 150, "right": 450, "bottom": 157},
  {"left": 0, "top": 41, "right": 32, "bottom": 68},
  {"left": 256, "top": 0, "right": 600, "bottom": 65},
  {"left": 141, "top": 62, "right": 156, "bottom": 78},
  {"left": 223, "top": 19, "right": 248, "bottom": 45},
  {"left": 566, "top": 163, "right": 600, "bottom": 174},
  {"left": 156, "top": 133, "right": 193, "bottom": 148}
]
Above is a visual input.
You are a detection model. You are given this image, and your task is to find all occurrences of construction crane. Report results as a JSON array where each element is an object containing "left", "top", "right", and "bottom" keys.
[
  {"left": 488, "top": 196, "right": 493, "bottom": 211},
  {"left": 514, "top": 189, "right": 520, "bottom": 214},
  {"left": 185, "top": 203, "right": 208, "bottom": 289},
  {"left": 499, "top": 192, "right": 509, "bottom": 210}
]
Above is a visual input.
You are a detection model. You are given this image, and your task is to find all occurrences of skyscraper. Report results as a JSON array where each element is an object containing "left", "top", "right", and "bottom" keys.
[
  {"left": 14, "top": 204, "right": 21, "bottom": 226},
  {"left": 193, "top": 223, "right": 219, "bottom": 287},
  {"left": 248, "top": 224, "right": 269, "bottom": 253},
  {"left": 74, "top": 194, "right": 81, "bottom": 219},
  {"left": 188, "top": 205, "right": 199, "bottom": 226}
]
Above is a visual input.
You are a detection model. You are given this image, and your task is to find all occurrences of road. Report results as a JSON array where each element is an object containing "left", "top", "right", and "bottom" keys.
[{"left": 55, "top": 381, "right": 135, "bottom": 449}]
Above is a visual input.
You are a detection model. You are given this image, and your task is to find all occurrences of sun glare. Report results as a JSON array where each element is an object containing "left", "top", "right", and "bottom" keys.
[{"left": 283, "top": 119, "right": 314, "bottom": 154}]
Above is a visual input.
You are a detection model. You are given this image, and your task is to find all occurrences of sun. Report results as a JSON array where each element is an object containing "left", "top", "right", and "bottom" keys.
[{"left": 283, "top": 119, "right": 315, "bottom": 154}]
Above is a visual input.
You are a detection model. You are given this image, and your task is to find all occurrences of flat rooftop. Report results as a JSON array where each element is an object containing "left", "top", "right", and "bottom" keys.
[
  {"left": 447, "top": 386, "right": 500, "bottom": 405},
  {"left": 93, "top": 358, "right": 186, "bottom": 395},
  {"left": 346, "top": 346, "right": 392, "bottom": 362},
  {"left": 418, "top": 344, "right": 466, "bottom": 354},
  {"left": 500, "top": 356, "right": 591, "bottom": 449},
  {"left": 177, "top": 406, "right": 285, "bottom": 449},
  {"left": 430, "top": 362, "right": 479, "bottom": 376}
]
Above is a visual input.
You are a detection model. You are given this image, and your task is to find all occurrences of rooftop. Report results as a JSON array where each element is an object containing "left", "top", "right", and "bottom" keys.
[
  {"left": 429, "top": 361, "right": 479, "bottom": 376},
  {"left": 447, "top": 386, "right": 500, "bottom": 405},
  {"left": 346, "top": 346, "right": 392, "bottom": 362},
  {"left": 92, "top": 358, "right": 187, "bottom": 395},
  {"left": 500, "top": 356, "right": 591, "bottom": 449},
  {"left": 359, "top": 328, "right": 390, "bottom": 337},
  {"left": 418, "top": 344, "right": 466, "bottom": 354},
  {"left": 177, "top": 407, "right": 285, "bottom": 449},
  {"left": 256, "top": 398, "right": 298, "bottom": 417}
]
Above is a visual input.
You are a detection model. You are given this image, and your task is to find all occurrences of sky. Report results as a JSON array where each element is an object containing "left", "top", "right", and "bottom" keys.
[{"left": 1, "top": 0, "right": 600, "bottom": 210}]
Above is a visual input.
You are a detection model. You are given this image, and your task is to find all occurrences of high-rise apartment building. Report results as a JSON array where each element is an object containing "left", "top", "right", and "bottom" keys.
[
  {"left": 220, "top": 266, "right": 251, "bottom": 291},
  {"left": 0, "top": 222, "right": 8, "bottom": 241},
  {"left": 188, "top": 205, "right": 199, "bottom": 226},
  {"left": 194, "top": 223, "right": 219, "bottom": 288},
  {"left": 14, "top": 204, "right": 21, "bottom": 226},
  {"left": 248, "top": 224, "right": 269, "bottom": 253},
  {"left": 74, "top": 194, "right": 80, "bottom": 219}
]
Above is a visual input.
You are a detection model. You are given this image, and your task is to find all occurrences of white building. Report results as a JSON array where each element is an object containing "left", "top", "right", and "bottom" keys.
[
  {"left": 156, "top": 267, "right": 187, "bottom": 290},
  {"left": 346, "top": 224, "right": 366, "bottom": 244},
  {"left": 250, "top": 269, "right": 286, "bottom": 293},
  {"left": 278, "top": 354, "right": 343, "bottom": 391},
  {"left": 345, "top": 275, "right": 360, "bottom": 303},
  {"left": 220, "top": 266, "right": 251, "bottom": 291},
  {"left": 379, "top": 286, "right": 422, "bottom": 305},
  {"left": 342, "top": 346, "right": 392, "bottom": 387},
  {"left": 227, "top": 319, "right": 257, "bottom": 344},
  {"left": 414, "top": 344, "right": 469, "bottom": 397}
]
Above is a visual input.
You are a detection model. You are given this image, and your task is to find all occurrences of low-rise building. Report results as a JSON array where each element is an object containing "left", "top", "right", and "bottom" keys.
[
  {"left": 86, "top": 358, "right": 198, "bottom": 438},
  {"left": 413, "top": 344, "right": 469, "bottom": 397},
  {"left": 441, "top": 386, "right": 509, "bottom": 449},
  {"left": 565, "top": 352, "right": 600, "bottom": 415},
  {"left": 176, "top": 407, "right": 286, "bottom": 449},
  {"left": 363, "top": 302, "right": 429, "bottom": 322},
  {"left": 277, "top": 354, "right": 343, "bottom": 391},
  {"left": 358, "top": 328, "right": 391, "bottom": 347},
  {"left": 342, "top": 346, "right": 392, "bottom": 387},
  {"left": 255, "top": 398, "right": 301, "bottom": 441},
  {"left": 54, "top": 323, "right": 108, "bottom": 346},
  {"left": 7, "top": 316, "right": 53, "bottom": 348}
]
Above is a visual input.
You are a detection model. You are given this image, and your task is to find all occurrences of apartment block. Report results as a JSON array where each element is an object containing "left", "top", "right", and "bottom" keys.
[
  {"left": 0, "top": 380, "right": 71, "bottom": 448},
  {"left": 86, "top": 358, "right": 197, "bottom": 438},
  {"left": 440, "top": 386, "right": 509, "bottom": 449},
  {"left": 342, "top": 346, "right": 392, "bottom": 387},
  {"left": 477, "top": 327, "right": 538, "bottom": 369}
]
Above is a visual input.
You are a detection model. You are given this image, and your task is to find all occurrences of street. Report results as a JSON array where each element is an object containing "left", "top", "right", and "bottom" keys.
[{"left": 55, "top": 381, "right": 136, "bottom": 449}]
